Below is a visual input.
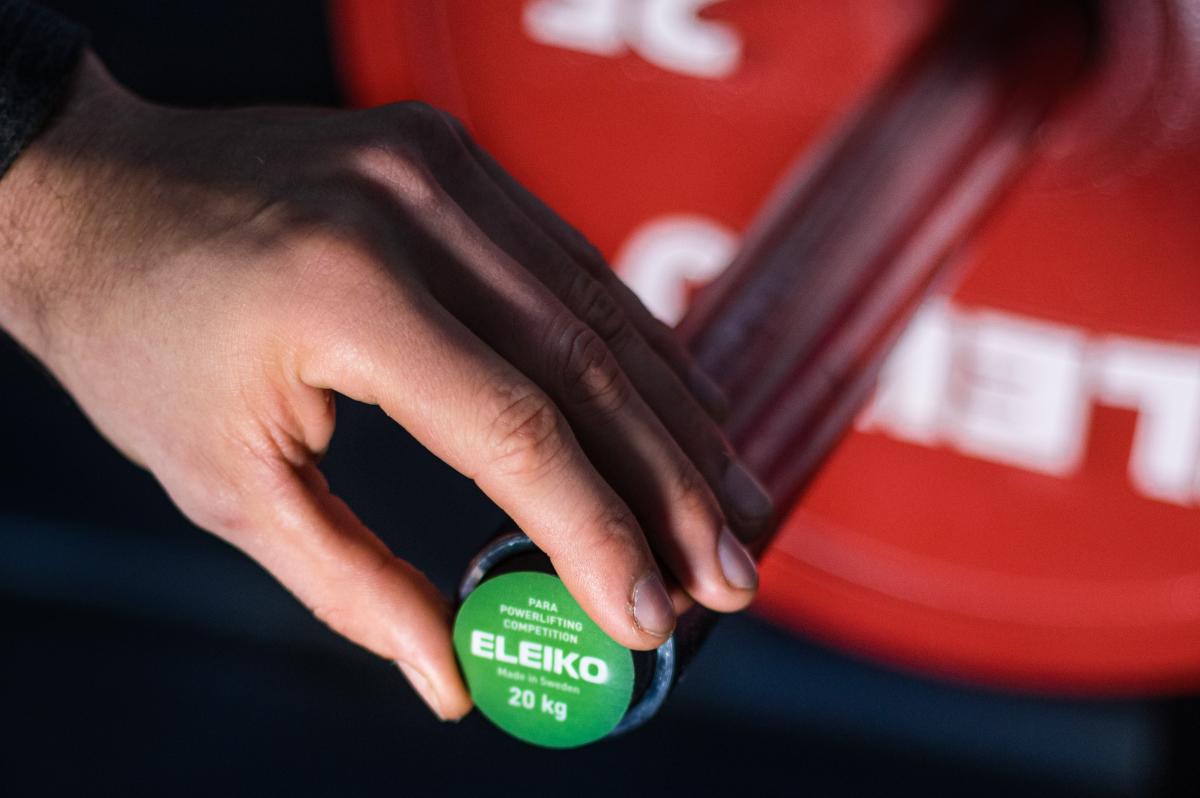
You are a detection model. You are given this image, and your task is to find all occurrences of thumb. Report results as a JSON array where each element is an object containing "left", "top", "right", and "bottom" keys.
[{"left": 231, "top": 461, "right": 472, "bottom": 721}]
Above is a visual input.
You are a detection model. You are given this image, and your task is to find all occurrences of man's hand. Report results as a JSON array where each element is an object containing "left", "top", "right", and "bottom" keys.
[{"left": 0, "top": 53, "right": 772, "bottom": 719}]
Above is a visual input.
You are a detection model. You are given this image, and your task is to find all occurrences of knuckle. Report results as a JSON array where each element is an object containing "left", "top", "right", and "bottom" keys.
[
  {"left": 271, "top": 178, "right": 391, "bottom": 263},
  {"left": 310, "top": 601, "right": 351, "bottom": 633},
  {"left": 309, "top": 592, "right": 376, "bottom": 645},
  {"left": 554, "top": 321, "right": 631, "bottom": 415},
  {"left": 394, "top": 100, "right": 469, "bottom": 138},
  {"left": 284, "top": 221, "right": 387, "bottom": 299},
  {"left": 571, "top": 509, "right": 643, "bottom": 569},
  {"left": 391, "top": 99, "right": 447, "bottom": 128},
  {"left": 483, "top": 384, "right": 570, "bottom": 478},
  {"left": 178, "top": 481, "right": 250, "bottom": 539},
  {"left": 545, "top": 507, "right": 642, "bottom": 572},
  {"left": 294, "top": 219, "right": 378, "bottom": 268},
  {"left": 305, "top": 544, "right": 398, "bottom": 639},
  {"left": 345, "top": 141, "right": 442, "bottom": 208},
  {"left": 667, "top": 460, "right": 719, "bottom": 523},
  {"left": 389, "top": 100, "right": 469, "bottom": 174},
  {"left": 441, "top": 110, "right": 470, "bottom": 138},
  {"left": 598, "top": 511, "right": 642, "bottom": 557},
  {"left": 566, "top": 272, "right": 630, "bottom": 343},
  {"left": 164, "top": 450, "right": 268, "bottom": 541}
]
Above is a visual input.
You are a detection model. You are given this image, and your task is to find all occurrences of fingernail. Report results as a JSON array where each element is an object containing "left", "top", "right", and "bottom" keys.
[
  {"left": 632, "top": 573, "right": 675, "bottom": 637},
  {"left": 722, "top": 459, "right": 773, "bottom": 521},
  {"left": 718, "top": 526, "right": 759, "bottom": 591},
  {"left": 688, "top": 364, "right": 729, "bottom": 418},
  {"left": 396, "top": 660, "right": 447, "bottom": 721}
]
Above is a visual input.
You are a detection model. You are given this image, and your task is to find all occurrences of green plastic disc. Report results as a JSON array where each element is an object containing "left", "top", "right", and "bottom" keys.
[{"left": 453, "top": 571, "right": 634, "bottom": 749}]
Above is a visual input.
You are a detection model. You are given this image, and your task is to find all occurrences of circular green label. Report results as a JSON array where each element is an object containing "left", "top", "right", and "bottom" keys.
[{"left": 453, "top": 571, "right": 634, "bottom": 749}]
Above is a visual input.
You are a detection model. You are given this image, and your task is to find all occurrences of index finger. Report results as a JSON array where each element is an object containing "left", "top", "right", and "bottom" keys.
[{"left": 300, "top": 278, "right": 676, "bottom": 650}]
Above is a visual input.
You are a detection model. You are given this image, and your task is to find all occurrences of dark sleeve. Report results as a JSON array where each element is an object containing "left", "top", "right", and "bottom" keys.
[{"left": 0, "top": 0, "right": 87, "bottom": 178}]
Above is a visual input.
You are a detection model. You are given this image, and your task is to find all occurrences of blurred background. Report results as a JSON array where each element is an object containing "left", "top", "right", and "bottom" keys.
[{"left": 4, "top": 1, "right": 1200, "bottom": 795}]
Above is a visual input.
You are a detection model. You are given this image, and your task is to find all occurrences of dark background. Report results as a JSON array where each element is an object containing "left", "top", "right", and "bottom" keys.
[{"left": 1, "top": 2, "right": 1195, "bottom": 795}]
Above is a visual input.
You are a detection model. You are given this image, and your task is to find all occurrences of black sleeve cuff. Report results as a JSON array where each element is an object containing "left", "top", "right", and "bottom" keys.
[{"left": 0, "top": 1, "right": 87, "bottom": 178}]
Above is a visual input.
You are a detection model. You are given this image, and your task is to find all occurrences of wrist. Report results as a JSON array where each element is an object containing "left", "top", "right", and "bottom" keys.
[{"left": 0, "top": 51, "right": 150, "bottom": 360}]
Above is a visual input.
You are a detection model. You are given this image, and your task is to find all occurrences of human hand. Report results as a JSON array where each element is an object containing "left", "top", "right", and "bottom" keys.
[{"left": 0, "top": 53, "right": 773, "bottom": 719}]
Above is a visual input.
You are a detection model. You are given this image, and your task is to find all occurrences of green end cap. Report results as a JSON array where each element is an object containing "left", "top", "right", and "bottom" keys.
[{"left": 453, "top": 571, "right": 634, "bottom": 749}]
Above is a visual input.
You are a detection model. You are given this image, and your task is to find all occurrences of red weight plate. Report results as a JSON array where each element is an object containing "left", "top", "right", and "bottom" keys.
[{"left": 332, "top": 0, "right": 1200, "bottom": 693}]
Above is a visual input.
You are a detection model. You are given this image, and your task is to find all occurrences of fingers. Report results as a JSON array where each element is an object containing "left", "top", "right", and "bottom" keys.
[
  {"left": 446, "top": 120, "right": 729, "bottom": 419},
  {"left": 231, "top": 459, "right": 472, "bottom": 721},
  {"left": 371, "top": 169, "right": 759, "bottom": 615},
  {"left": 302, "top": 282, "right": 675, "bottom": 650},
  {"left": 418, "top": 120, "right": 773, "bottom": 543}
]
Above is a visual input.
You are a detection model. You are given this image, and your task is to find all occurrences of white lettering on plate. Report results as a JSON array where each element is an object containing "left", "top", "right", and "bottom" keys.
[
  {"left": 617, "top": 213, "right": 1200, "bottom": 507},
  {"left": 523, "top": 0, "right": 743, "bottom": 78},
  {"left": 614, "top": 214, "right": 737, "bottom": 324}
]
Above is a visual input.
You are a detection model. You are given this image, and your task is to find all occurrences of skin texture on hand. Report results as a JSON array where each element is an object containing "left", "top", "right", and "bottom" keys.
[{"left": 0, "top": 53, "right": 773, "bottom": 720}]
